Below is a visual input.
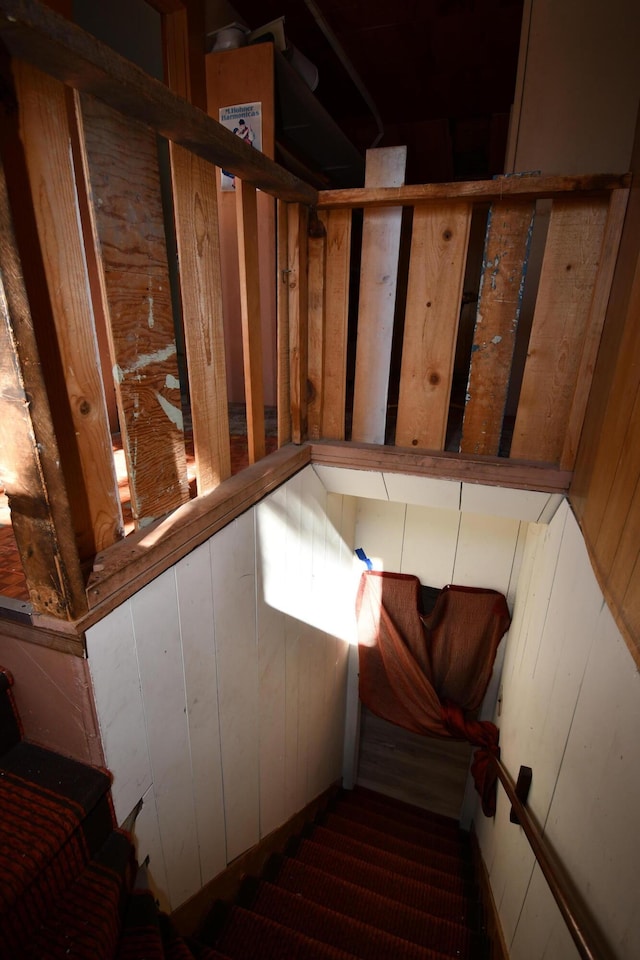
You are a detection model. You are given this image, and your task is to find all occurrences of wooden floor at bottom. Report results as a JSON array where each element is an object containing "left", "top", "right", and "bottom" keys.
[{"left": 356, "top": 707, "right": 472, "bottom": 820}]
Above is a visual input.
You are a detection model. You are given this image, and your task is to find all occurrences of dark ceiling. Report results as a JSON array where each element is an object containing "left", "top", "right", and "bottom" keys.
[{"left": 231, "top": 0, "right": 524, "bottom": 183}]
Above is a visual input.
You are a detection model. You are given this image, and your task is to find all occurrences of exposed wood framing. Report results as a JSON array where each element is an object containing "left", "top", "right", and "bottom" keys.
[
  {"left": 461, "top": 200, "right": 535, "bottom": 456},
  {"left": 511, "top": 198, "right": 609, "bottom": 462},
  {"left": 286, "top": 203, "right": 309, "bottom": 444},
  {"left": 0, "top": 0, "right": 316, "bottom": 204},
  {"left": 0, "top": 155, "right": 87, "bottom": 620},
  {"left": 351, "top": 147, "right": 406, "bottom": 445},
  {"left": 395, "top": 200, "right": 472, "bottom": 450},
  {"left": 321, "top": 209, "right": 352, "bottom": 441},
  {"left": 13, "top": 61, "right": 123, "bottom": 555},
  {"left": 170, "top": 144, "right": 231, "bottom": 492},
  {"left": 317, "top": 174, "right": 631, "bottom": 210},
  {"left": 306, "top": 212, "right": 327, "bottom": 440},
  {"left": 76, "top": 91, "right": 190, "bottom": 526},
  {"left": 276, "top": 200, "right": 291, "bottom": 446},
  {"left": 235, "top": 178, "right": 266, "bottom": 464}
]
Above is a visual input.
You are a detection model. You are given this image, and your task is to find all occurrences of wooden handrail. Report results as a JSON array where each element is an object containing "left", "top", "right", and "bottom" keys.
[
  {"left": 0, "top": 0, "right": 317, "bottom": 204},
  {"left": 493, "top": 756, "right": 613, "bottom": 960}
]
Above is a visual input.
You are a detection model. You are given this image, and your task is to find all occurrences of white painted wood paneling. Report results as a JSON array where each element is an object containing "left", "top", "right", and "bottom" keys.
[
  {"left": 175, "top": 543, "right": 226, "bottom": 885},
  {"left": 453, "top": 512, "right": 521, "bottom": 594},
  {"left": 313, "top": 464, "right": 388, "bottom": 500},
  {"left": 460, "top": 483, "right": 550, "bottom": 521},
  {"left": 510, "top": 864, "right": 580, "bottom": 960},
  {"left": 354, "top": 498, "right": 406, "bottom": 571},
  {"left": 130, "top": 569, "right": 201, "bottom": 908},
  {"left": 132, "top": 784, "right": 170, "bottom": 914},
  {"left": 383, "top": 473, "right": 461, "bottom": 511},
  {"left": 210, "top": 512, "right": 260, "bottom": 864},
  {"left": 399, "top": 504, "right": 461, "bottom": 588},
  {"left": 86, "top": 602, "right": 151, "bottom": 824}
]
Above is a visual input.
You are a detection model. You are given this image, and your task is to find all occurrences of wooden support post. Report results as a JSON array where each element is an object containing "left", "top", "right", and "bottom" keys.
[
  {"left": 287, "top": 203, "right": 309, "bottom": 444},
  {"left": 321, "top": 209, "right": 352, "bottom": 441},
  {"left": 170, "top": 145, "right": 231, "bottom": 491},
  {"left": 307, "top": 211, "right": 327, "bottom": 440},
  {"left": 235, "top": 178, "right": 266, "bottom": 464},
  {"left": 352, "top": 147, "right": 406, "bottom": 444},
  {"left": 395, "top": 201, "right": 472, "bottom": 450},
  {"left": 276, "top": 199, "right": 292, "bottom": 447},
  {"left": 76, "top": 91, "right": 190, "bottom": 527},
  {"left": 0, "top": 155, "right": 87, "bottom": 619},
  {"left": 460, "top": 201, "right": 535, "bottom": 456},
  {"left": 13, "top": 61, "right": 123, "bottom": 555}
]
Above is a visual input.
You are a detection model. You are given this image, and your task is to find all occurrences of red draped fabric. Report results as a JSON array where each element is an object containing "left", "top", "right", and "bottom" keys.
[{"left": 356, "top": 571, "right": 511, "bottom": 816}]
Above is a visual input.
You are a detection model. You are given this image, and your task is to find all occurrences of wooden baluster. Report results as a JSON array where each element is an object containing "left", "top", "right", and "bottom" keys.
[
  {"left": 395, "top": 201, "right": 472, "bottom": 450},
  {"left": 307, "top": 211, "right": 327, "bottom": 440},
  {"left": 277, "top": 199, "right": 292, "bottom": 446},
  {"left": 460, "top": 200, "right": 535, "bottom": 456},
  {"left": 287, "top": 203, "right": 309, "bottom": 444},
  {"left": 321, "top": 209, "right": 352, "bottom": 441}
]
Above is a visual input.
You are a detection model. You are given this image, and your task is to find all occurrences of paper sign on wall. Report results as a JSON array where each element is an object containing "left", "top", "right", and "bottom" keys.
[{"left": 219, "top": 101, "right": 262, "bottom": 191}]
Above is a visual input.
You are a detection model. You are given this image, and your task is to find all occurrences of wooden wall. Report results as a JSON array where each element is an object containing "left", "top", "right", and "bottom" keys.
[
  {"left": 570, "top": 114, "right": 640, "bottom": 665},
  {"left": 475, "top": 501, "right": 640, "bottom": 959},
  {"left": 85, "top": 465, "right": 355, "bottom": 912}
]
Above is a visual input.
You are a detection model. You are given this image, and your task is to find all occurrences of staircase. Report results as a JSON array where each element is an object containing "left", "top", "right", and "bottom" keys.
[
  {"left": 1, "top": 666, "right": 495, "bottom": 959},
  {"left": 200, "top": 787, "right": 494, "bottom": 959}
]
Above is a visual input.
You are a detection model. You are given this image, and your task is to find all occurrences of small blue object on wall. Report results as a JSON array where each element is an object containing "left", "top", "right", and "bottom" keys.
[{"left": 355, "top": 548, "right": 372, "bottom": 570}]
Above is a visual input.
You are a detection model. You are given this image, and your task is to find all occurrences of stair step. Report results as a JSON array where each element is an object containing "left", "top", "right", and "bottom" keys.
[
  {"left": 266, "top": 854, "right": 483, "bottom": 954},
  {"left": 242, "top": 879, "right": 454, "bottom": 960},
  {"left": 0, "top": 668, "right": 21, "bottom": 755},
  {"left": 318, "top": 812, "right": 472, "bottom": 880},
  {"left": 351, "top": 785, "right": 464, "bottom": 834},
  {"left": 292, "top": 837, "right": 475, "bottom": 912},
  {"left": 116, "top": 890, "right": 165, "bottom": 960},
  {"left": 205, "top": 904, "right": 361, "bottom": 959},
  {"left": 19, "top": 828, "right": 134, "bottom": 960},
  {"left": 341, "top": 787, "right": 468, "bottom": 840},
  {"left": 329, "top": 798, "right": 469, "bottom": 858}
]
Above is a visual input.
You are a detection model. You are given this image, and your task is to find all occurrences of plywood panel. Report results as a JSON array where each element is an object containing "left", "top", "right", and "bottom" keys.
[
  {"left": 399, "top": 504, "right": 460, "bottom": 589},
  {"left": 175, "top": 542, "right": 226, "bottom": 884},
  {"left": 321, "top": 209, "right": 352, "bottom": 440},
  {"left": 131, "top": 569, "right": 200, "bottom": 908},
  {"left": 461, "top": 201, "right": 535, "bottom": 456},
  {"left": 86, "top": 602, "right": 152, "bottom": 824},
  {"left": 396, "top": 201, "right": 472, "bottom": 450},
  {"left": 511, "top": 198, "right": 609, "bottom": 463},
  {"left": 15, "top": 62, "right": 121, "bottom": 555},
  {"left": 210, "top": 511, "right": 260, "bottom": 862},
  {"left": 170, "top": 144, "right": 231, "bottom": 492},
  {"left": 78, "top": 93, "right": 190, "bottom": 526},
  {"left": 352, "top": 147, "right": 407, "bottom": 444}
]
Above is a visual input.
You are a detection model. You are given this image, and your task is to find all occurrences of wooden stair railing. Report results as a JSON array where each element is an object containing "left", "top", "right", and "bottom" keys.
[{"left": 493, "top": 756, "right": 614, "bottom": 960}]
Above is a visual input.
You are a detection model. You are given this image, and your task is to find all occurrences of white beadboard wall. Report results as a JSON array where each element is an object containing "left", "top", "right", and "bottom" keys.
[
  {"left": 86, "top": 466, "right": 357, "bottom": 912},
  {"left": 475, "top": 500, "right": 640, "bottom": 960}
]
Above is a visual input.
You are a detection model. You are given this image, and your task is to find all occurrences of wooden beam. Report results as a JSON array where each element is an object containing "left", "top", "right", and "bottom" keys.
[
  {"left": 306, "top": 212, "right": 327, "bottom": 440},
  {"left": 235, "top": 178, "right": 266, "bottom": 463},
  {"left": 309, "top": 441, "right": 572, "bottom": 494},
  {"left": 317, "top": 174, "right": 631, "bottom": 211},
  {"left": 13, "top": 61, "right": 123, "bottom": 554},
  {"left": 170, "top": 143, "right": 231, "bottom": 492},
  {"left": 460, "top": 201, "right": 535, "bottom": 456},
  {"left": 511, "top": 198, "right": 609, "bottom": 463},
  {"left": 395, "top": 201, "right": 472, "bottom": 450},
  {"left": 321, "top": 209, "right": 352, "bottom": 441},
  {"left": 76, "top": 91, "right": 191, "bottom": 526},
  {"left": 145, "top": 0, "right": 185, "bottom": 13},
  {"left": 286, "top": 203, "right": 309, "bottom": 444},
  {"left": 0, "top": 0, "right": 316, "bottom": 204},
  {"left": 352, "top": 147, "right": 406, "bottom": 444},
  {"left": 0, "top": 154, "right": 87, "bottom": 620}
]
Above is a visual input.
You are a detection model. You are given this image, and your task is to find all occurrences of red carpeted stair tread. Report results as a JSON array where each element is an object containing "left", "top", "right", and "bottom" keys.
[
  {"left": 269, "top": 855, "right": 481, "bottom": 955},
  {"left": 20, "top": 828, "right": 135, "bottom": 960},
  {"left": 116, "top": 890, "right": 165, "bottom": 960},
  {"left": 246, "top": 879, "right": 462, "bottom": 960},
  {"left": 210, "top": 905, "right": 361, "bottom": 959},
  {"left": 293, "top": 838, "right": 472, "bottom": 914},
  {"left": 329, "top": 798, "right": 468, "bottom": 858},
  {"left": 339, "top": 788, "right": 467, "bottom": 841},
  {"left": 351, "top": 785, "right": 463, "bottom": 833},
  {"left": 319, "top": 812, "right": 471, "bottom": 879}
]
